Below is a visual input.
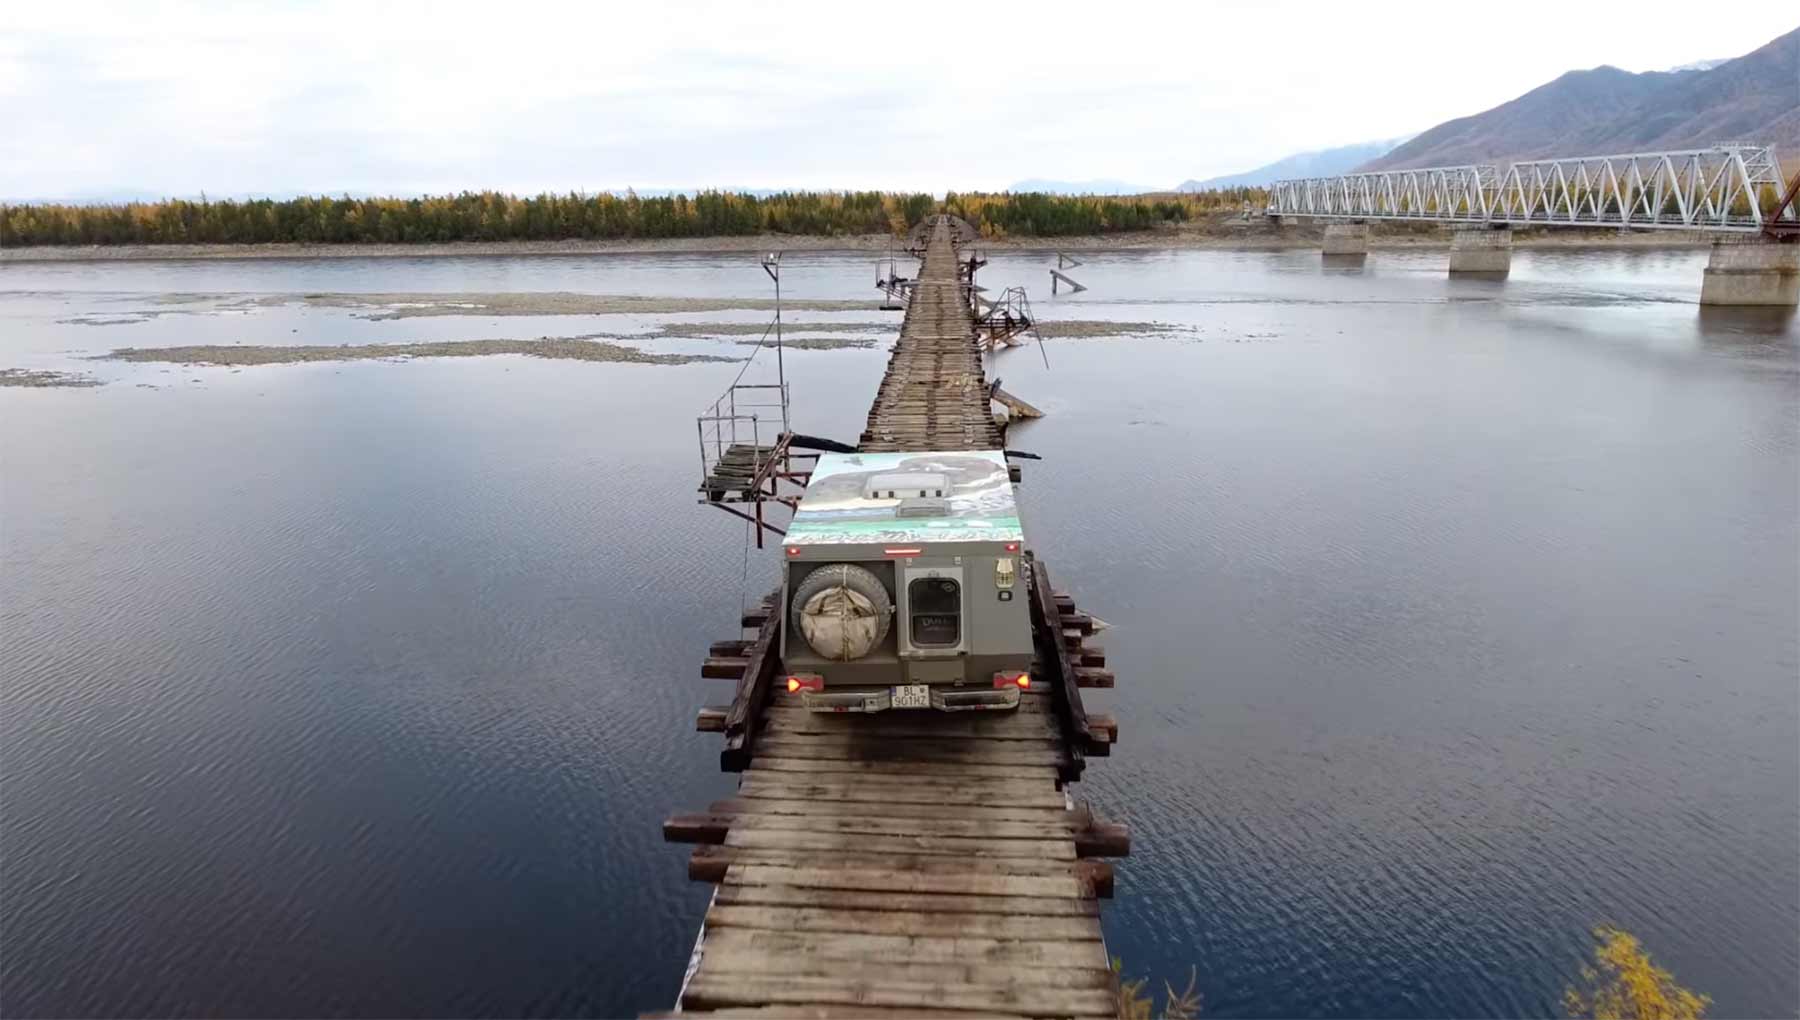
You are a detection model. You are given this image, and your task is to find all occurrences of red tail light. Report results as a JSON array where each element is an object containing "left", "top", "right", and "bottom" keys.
[
  {"left": 993, "top": 671, "right": 1031, "bottom": 689},
  {"left": 786, "top": 674, "right": 824, "bottom": 694}
]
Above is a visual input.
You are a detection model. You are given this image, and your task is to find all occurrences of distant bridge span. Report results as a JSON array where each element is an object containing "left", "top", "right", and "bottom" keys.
[
  {"left": 1266, "top": 145, "right": 1798, "bottom": 235},
  {"left": 1263, "top": 144, "right": 1799, "bottom": 304}
]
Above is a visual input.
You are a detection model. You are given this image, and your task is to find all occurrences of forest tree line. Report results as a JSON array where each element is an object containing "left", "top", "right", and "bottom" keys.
[{"left": 1, "top": 188, "right": 1267, "bottom": 247}]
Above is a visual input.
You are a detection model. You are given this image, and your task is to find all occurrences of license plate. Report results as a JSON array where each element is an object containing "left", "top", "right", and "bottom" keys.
[{"left": 891, "top": 684, "right": 930, "bottom": 710}]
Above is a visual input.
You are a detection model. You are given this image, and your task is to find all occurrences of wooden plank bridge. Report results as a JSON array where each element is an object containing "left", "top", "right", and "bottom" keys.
[{"left": 663, "top": 216, "right": 1127, "bottom": 1019}]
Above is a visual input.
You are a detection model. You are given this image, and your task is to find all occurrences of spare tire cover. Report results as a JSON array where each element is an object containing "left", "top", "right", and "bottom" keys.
[{"left": 792, "top": 563, "right": 892, "bottom": 661}]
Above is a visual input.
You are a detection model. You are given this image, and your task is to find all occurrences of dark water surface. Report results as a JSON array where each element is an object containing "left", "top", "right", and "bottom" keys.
[{"left": 3, "top": 247, "right": 1796, "bottom": 1018}]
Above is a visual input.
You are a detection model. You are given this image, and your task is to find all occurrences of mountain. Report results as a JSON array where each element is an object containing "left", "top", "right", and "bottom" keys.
[
  {"left": 1176, "top": 137, "right": 1412, "bottom": 190},
  {"left": 1666, "top": 58, "right": 1728, "bottom": 73},
  {"left": 1361, "top": 26, "right": 1800, "bottom": 170},
  {"left": 1006, "top": 178, "right": 1158, "bottom": 195}
]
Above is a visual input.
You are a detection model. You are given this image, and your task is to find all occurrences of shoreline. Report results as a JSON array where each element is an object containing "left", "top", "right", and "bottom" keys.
[{"left": 0, "top": 226, "right": 1715, "bottom": 264}]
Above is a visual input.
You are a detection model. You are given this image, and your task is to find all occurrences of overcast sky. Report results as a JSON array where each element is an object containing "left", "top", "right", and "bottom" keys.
[{"left": 4, "top": 1, "right": 1796, "bottom": 200}]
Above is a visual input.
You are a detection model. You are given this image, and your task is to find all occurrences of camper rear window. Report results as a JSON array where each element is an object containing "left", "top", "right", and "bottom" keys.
[{"left": 909, "top": 577, "right": 961, "bottom": 646}]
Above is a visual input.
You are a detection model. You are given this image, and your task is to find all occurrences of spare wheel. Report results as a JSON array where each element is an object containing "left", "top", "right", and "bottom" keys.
[{"left": 791, "top": 563, "right": 892, "bottom": 661}]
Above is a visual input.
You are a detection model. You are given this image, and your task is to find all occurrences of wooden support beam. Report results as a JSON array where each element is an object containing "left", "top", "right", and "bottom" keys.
[
  {"left": 1074, "top": 821, "right": 1131, "bottom": 859},
  {"left": 664, "top": 812, "right": 731, "bottom": 844},
  {"left": 1028, "top": 555, "right": 1091, "bottom": 783},
  {"left": 702, "top": 656, "right": 749, "bottom": 679},
  {"left": 696, "top": 706, "right": 729, "bottom": 732},
  {"left": 722, "top": 593, "right": 784, "bottom": 770},
  {"left": 1049, "top": 269, "right": 1087, "bottom": 294},
  {"left": 1074, "top": 667, "right": 1114, "bottom": 689},
  {"left": 990, "top": 384, "right": 1045, "bottom": 420}
]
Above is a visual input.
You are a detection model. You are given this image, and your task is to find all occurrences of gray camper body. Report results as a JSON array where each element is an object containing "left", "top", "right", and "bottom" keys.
[{"left": 778, "top": 450, "right": 1033, "bottom": 712}]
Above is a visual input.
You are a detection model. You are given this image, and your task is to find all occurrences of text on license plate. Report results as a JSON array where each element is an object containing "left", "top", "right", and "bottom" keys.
[{"left": 891, "top": 684, "right": 930, "bottom": 709}]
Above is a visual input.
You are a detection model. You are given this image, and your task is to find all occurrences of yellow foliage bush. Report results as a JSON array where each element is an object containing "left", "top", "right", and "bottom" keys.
[{"left": 1564, "top": 926, "right": 1710, "bottom": 1020}]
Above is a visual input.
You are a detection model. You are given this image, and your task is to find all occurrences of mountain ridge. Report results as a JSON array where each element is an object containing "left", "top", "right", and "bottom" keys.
[
  {"left": 1360, "top": 27, "right": 1799, "bottom": 171},
  {"left": 1176, "top": 137, "right": 1412, "bottom": 191}
]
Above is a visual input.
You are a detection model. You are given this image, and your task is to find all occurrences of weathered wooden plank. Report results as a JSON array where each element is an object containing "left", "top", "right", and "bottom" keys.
[
  {"left": 740, "top": 768, "right": 1061, "bottom": 793},
  {"left": 704, "top": 903, "right": 1101, "bottom": 941},
  {"left": 712, "top": 883, "right": 1100, "bottom": 918},
  {"left": 721, "top": 863, "right": 1099, "bottom": 899},
  {"left": 746, "top": 756, "right": 1060, "bottom": 782},
  {"left": 709, "top": 798, "right": 1077, "bottom": 825},
  {"left": 1028, "top": 556, "right": 1091, "bottom": 779},
  {"left": 682, "top": 973, "right": 1115, "bottom": 1019},
  {"left": 721, "top": 594, "right": 782, "bottom": 770},
  {"left": 693, "top": 847, "right": 1113, "bottom": 890},
  {"left": 691, "top": 927, "right": 1110, "bottom": 970},
  {"left": 722, "top": 827, "right": 1076, "bottom": 861},
  {"left": 696, "top": 706, "right": 728, "bottom": 732},
  {"left": 664, "top": 812, "right": 729, "bottom": 844},
  {"left": 751, "top": 735, "right": 1068, "bottom": 767},
  {"left": 709, "top": 811, "right": 1079, "bottom": 841},
  {"left": 1074, "top": 667, "right": 1114, "bottom": 689},
  {"left": 668, "top": 810, "right": 1085, "bottom": 846},
  {"left": 702, "top": 656, "right": 749, "bottom": 679},
  {"left": 691, "top": 954, "right": 1112, "bottom": 994},
  {"left": 1075, "top": 821, "right": 1131, "bottom": 859},
  {"left": 735, "top": 776, "right": 1069, "bottom": 809}
]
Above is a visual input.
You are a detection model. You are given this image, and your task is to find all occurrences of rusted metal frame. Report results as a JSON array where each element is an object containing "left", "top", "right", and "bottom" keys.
[
  {"left": 709, "top": 502, "right": 787, "bottom": 539},
  {"left": 742, "top": 431, "right": 793, "bottom": 494},
  {"left": 720, "top": 591, "right": 783, "bottom": 771},
  {"left": 1027, "top": 553, "right": 1090, "bottom": 783}
]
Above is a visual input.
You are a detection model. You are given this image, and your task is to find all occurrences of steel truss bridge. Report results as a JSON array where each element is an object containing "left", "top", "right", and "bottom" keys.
[{"left": 1267, "top": 145, "right": 1800, "bottom": 236}]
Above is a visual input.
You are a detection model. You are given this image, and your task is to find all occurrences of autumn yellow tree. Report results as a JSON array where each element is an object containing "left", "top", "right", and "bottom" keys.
[
  {"left": 1115, "top": 958, "right": 1200, "bottom": 1020},
  {"left": 1564, "top": 926, "right": 1710, "bottom": 1020}
]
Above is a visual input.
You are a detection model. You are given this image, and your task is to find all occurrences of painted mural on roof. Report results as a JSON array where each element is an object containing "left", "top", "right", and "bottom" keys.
[{"left": 786, "top": 450, "right": 1024, "bottom": 546}]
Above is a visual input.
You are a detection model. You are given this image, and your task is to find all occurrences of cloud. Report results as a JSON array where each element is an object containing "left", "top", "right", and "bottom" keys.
[{"left": 4, "top": 0, "right": 1796, "bottom": 199}]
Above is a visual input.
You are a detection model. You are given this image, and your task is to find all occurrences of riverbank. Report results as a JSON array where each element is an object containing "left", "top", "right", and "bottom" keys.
[{"left": 0, "top": 220, "right": 1714, "bottom": 263}]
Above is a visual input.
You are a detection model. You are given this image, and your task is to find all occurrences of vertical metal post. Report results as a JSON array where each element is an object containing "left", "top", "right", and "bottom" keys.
[{"left": 774, "top": 265, "right": 784, "bottom": 397}]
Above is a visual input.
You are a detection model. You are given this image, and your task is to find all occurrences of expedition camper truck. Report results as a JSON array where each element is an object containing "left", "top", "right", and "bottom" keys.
[{"left": 779, "top": 449, "right": 1034, "bottom": 713}]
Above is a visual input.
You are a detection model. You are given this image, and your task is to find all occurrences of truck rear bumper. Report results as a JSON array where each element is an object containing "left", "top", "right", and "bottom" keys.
[{"left": 800, "top": 686, "right": 1021, "bottom": 714}]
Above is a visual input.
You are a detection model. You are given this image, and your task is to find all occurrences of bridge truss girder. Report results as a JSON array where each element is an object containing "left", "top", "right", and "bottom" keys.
[{"left": 1267, "top": 146, "right": 1797, "bottom": 234}]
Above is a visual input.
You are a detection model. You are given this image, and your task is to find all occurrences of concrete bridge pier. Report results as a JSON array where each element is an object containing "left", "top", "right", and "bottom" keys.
[
  {"left": 1700, "top": 239, "right": 1799, "bottom": 306},
  {"left": 1449, "top": 227, "right": 1512, "bottom": 275},
  {"left": 1322, "top": 222, "right": 1369, "bottom": 256}
]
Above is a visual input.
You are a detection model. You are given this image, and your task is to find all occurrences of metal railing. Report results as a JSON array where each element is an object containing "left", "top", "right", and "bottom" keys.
[{"left": 696, "top": 381, "right": 789, "bottom": 485}]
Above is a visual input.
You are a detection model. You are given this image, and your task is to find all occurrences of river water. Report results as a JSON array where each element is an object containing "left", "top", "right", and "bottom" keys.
[{"left": 2, "top": 246, "right": 1795, "bottom": 1018}]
